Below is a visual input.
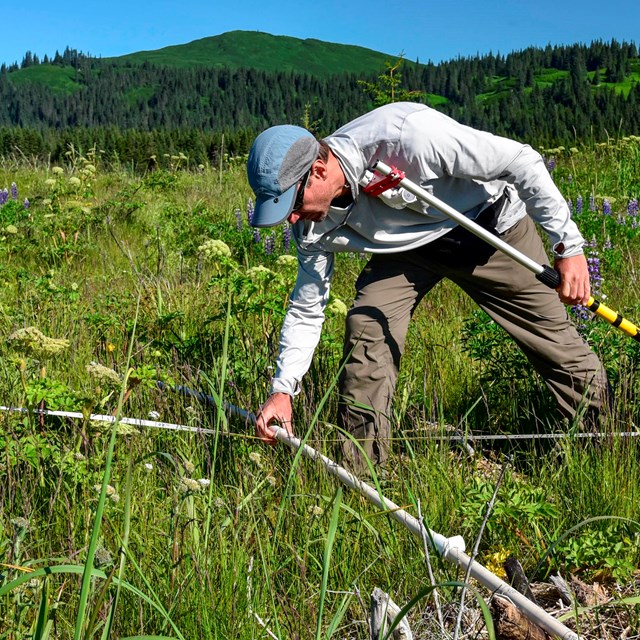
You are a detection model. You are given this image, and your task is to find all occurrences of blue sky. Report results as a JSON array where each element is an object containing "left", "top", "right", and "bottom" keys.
[{"left": 2, "top": 0, "right": 639, "bottom": 67}]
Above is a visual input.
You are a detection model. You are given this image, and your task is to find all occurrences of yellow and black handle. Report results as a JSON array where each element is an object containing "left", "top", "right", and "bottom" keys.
[
  {"left": 536, "top": 264, "right": 640, "bottom": 341},
  {"left": 586, "top": 297, "right": 640, "bottom": 341}
]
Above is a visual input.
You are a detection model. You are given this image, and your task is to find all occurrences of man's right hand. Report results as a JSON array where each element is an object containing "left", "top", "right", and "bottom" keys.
[{"left": 255, "top": 393, "right": 294, "bottom": 444}]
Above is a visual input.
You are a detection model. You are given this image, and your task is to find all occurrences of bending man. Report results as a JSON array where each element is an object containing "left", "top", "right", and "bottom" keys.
[{"left": 246, "top": 102, "right": 609, "bottom": 473}]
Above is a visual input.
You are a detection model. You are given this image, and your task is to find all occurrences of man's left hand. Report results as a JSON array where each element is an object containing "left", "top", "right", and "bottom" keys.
[{"left": 554, "top": 254, "right": 591, "bottom": 305}]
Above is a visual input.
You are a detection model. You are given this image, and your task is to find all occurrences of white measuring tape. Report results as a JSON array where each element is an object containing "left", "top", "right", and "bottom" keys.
[
  {"left": 1, "top": 405, "right": 638, "bottom": 442},
  {"left": 0, "top": 406, "right": 217, "bottom": 435}
]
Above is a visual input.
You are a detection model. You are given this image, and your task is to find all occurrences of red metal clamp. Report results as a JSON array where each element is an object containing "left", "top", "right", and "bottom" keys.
[{"left": 361, "top": 165, "right": 406, "bottom": 196}]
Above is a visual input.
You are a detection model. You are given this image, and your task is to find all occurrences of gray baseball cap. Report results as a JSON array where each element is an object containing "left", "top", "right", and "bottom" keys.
[{"left": 247, "top": 125, "right": 320, "bottom": 227}]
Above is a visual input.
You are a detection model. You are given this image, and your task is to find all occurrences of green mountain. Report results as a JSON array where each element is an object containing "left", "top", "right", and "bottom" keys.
[
  {"left": 1, "top": 32, "right": 639, "bottom": 165},
  {"left": 110, "top": 30, "right": 401, "bottom": 77}
]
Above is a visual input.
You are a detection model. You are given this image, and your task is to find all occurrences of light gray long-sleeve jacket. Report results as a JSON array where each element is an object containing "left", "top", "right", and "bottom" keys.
[{"left": 271, "top": 102, "right": 584, "bottom": 396}]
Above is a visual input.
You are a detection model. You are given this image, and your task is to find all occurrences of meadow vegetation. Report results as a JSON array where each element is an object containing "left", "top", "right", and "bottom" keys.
[{"left": 1, "top": 138, "right": 640, "bottom": 638}]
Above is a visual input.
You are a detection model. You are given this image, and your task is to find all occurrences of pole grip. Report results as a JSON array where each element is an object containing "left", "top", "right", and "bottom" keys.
[{"left": 535, "top": 264, "right": 561, "bottom": 289}]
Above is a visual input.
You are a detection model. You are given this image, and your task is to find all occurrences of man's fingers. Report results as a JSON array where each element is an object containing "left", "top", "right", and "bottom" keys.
[
  {"left": 256, "top": 414, "right": 293, "bottom": 444},
  {"left": 554, "top": 254, "right": 591, "bottom": 306},
  {"left": 557, "top": 277, "right": 590, "bottom": 305},
  {"left": 255, "top": 393, "right": 294, "bottom": 444},
  {"left": 256, "top": 421, "right": 278, "bottom": 445}
]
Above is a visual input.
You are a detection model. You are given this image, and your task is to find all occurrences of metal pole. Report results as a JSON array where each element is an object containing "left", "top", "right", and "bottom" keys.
[
  {"left": 370, "top": 160, "right": 550, "bottom": 280},
  {"left": 269, "top": 425, "right": 579, "bottom": 640},
  {"left": 371, "top": 160, "right": 640, "bottom": 342}
]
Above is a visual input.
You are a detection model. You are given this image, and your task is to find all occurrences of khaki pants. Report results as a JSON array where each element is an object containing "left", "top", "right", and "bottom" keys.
[{"left": 338, "top": 215, "right": 609, "bottom": 473}]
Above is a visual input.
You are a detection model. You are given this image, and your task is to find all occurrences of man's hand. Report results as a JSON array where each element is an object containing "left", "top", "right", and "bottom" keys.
[
  {"left": 554, "top": 254, "right": 591, "bottom": 305},
  {"left": 255, "top": 392, "right": 294, "bottom": 445}
]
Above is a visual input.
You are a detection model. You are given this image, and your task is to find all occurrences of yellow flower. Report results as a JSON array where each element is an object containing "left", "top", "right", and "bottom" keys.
[
  {"left": 178, "top": 477, "right": 202, "bottom": 494},
  {"left": 106, "top": 343, "right": 116, "bottom": 353},
  {"left": 86, "top": 361, "right": 121, "bottom": 386},
  {"left": 276, "top": 254, "right": 297, "bottom": 268},
  {"left": 183, "top": 460, "right": 195, "bottom": 475},
  {"left": 484, "top": 547, "right": 511, "bottom": 579},
  {"left": 249, "top": 451, "right": 263, "bottom": 468}
]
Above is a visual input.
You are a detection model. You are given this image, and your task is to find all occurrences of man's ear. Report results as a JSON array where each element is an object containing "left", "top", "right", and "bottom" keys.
[{"left": 310, "top": 158, "right": 328, "bottom": 181}]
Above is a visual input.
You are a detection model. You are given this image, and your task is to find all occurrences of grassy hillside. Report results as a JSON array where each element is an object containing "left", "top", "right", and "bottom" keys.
[
  {"left": 7, "top": 64, "right": 82, "bottom": 93},
  {"left": 110, "top": 30, "right": 401, "bottom": 77}
]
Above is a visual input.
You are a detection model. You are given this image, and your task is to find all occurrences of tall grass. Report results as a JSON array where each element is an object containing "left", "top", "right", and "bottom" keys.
[{"left": 1, "top": 141, "right": 640, "bottom": 638}]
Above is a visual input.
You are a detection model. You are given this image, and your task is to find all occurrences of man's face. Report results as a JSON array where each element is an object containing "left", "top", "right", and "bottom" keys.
[{"left": 287, "top": 161, "right": 333, "bottom": 225}]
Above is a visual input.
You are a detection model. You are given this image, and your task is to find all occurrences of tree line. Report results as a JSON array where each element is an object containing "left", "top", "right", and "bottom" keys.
[{"left": 0, "top": 39, "right": 638, "bottom": 167}]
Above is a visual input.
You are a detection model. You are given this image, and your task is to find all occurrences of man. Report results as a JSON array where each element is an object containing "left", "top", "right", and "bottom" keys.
[{"left": 246, "top": 102, "right": 609, "bottom": 473}]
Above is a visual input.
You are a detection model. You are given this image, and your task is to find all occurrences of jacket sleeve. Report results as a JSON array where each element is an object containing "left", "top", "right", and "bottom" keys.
[
  {"left": 495, "top": 144, "right": 584, "bottom": 257},
  {"left": 402, "top": 109, "right": 585, "bottom": 257},
  {"left": 270, "top": 244, "right": 334, "bottom": 396}
]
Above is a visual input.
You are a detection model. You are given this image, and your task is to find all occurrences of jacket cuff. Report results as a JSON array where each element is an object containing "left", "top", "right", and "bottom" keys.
[
  {"left": 271, "top": 377, "right": 301, "bottom": 397},
  {"left": 552, "top": 240, "right": 585, "bottom": 259}
]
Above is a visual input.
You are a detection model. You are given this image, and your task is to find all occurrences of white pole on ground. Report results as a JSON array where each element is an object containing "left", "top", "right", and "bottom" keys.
[{"left": 270, "top": 425, "right": 579, "bottom": 640}]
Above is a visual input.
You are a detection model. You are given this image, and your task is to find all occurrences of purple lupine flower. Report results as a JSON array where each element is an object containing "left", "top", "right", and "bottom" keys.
[
  {"left": 0, "top": 189, "right": 7, "bottom": 206},
  {"left": 580, "top": 235, "right": 602, "bottom": 297},
  {"left": 567, "top": 198, "right": 574, "bottom": 215},
  {"left": 567, "top": 174, "right": 573, "bottom": 184},
  {"left": 253, "top": 227, "right": 261, "bottom": 244},
  {"left": 10, "top": 182, "right": 18, "bottom": 200},
  {"left": 546, "top": 157, "right": 556, "bottom": 172},
  {"left": 603, "top": 236, "right": 612, "bottom": 249},
  {"left": 283, "top": 223, "right": 291, "bottom": 252},
  {"left": 246, "top": 198, "right": 255, "bottom": 225},
  {"left": 571, "top": 304, "right": 590, "bottom": 331},
  {"left": 628, "top": 198, "right": 639, "bottom": 217},
  {"left": 589, "top": 194, "right": 596, "bottom": 212},
  {"left": 264, "top": 231, "right": 276, "bottom": 255},
  {"left": 588, "top": 256, "right": 602, "bottom": 294},
  {"left": 585, "top": 240, "right": 602, "bottom": 298},
  {"left": 234, "top": 206, "right": 242, "bottom": 231},
  {"left": 575, "top": 195, "right": 583, "bottom": 215},
  {"left": 23, "top": 198, "right": 30, "bottom": 209},
  {"left": 602, "top": 199, "right": 611, "bottom": 215}
]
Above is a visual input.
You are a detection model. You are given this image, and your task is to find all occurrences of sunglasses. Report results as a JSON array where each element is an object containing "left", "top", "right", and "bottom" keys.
[{"left": 291, "top": 171, "right": 310, "bottom": 213}]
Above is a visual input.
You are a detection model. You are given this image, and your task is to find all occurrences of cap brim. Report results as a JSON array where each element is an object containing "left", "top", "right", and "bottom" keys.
[{"left": 252, "top": 182, "right": 297, "bottom": 227}]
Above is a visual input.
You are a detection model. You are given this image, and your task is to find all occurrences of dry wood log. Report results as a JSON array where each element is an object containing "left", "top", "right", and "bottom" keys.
[
  {"left": 504, "top": 556, "right": 537, "bottom": 604},
  {"left": 370, "top": 587, "right": 413, "bottom": 640},
  {"left": 548, "top": 574, "right": 573, "bottom": 606},
  {"left": 491, "top": 595, "right": 551, "bottom": 640},
  {"left": 530, "top": 580, "right": 571, "bottom": 608}
]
